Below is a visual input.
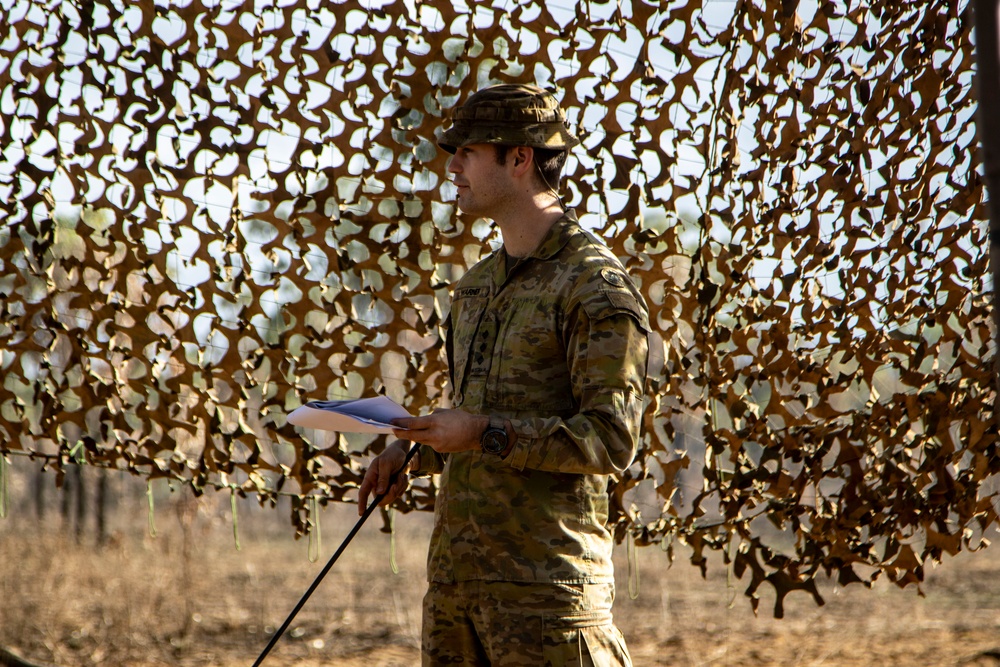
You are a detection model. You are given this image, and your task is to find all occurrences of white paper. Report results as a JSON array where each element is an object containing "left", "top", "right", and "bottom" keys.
[{"left": 287, "top": 396, "right": 412, "bottom": 434}]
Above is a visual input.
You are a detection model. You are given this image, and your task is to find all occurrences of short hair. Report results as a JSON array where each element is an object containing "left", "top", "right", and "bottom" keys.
[{"left": 493, "top": 145, "right": 568, "bottom": 194}]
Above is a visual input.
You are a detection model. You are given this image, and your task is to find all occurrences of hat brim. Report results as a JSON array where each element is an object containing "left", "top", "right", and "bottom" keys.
[{"left": 438, "top": 121, "right": 580, "bottom": 154}]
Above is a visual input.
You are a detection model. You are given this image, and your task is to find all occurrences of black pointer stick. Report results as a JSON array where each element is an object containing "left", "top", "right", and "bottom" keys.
[{"left": 252, "top": 442, "right": 421, "bottom": 667}]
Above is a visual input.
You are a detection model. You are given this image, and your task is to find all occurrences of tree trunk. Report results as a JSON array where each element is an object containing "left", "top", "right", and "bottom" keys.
[
  {"left": 59, "top": 466, "right": 71, "bottom": 530},
  {"left": 33, "top": 469, "right": 44, "bottom": 522},
  {"left": 73, "top": 465, "right": 85, "bottom": 545},
  {"left": 97, "top": 471, "right": 109, "bottom": 546}
]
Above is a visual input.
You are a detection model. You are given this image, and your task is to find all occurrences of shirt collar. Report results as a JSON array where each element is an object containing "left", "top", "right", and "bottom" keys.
[
  {"left": 530, "top": 209, "right": 580, "bottom": 260},
  {"left": 488, "top": 209, "right": 581, "bottom": 288}
]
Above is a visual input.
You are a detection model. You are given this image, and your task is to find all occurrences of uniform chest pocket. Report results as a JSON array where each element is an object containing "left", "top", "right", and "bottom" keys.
[{"left": 492, "top": 297, "right": 574, "bottom": 410}]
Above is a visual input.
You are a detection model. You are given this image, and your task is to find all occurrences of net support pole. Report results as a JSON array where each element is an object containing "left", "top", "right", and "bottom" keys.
[{"left": 974, "top": 0, "right": 1000, "bottom": 422}]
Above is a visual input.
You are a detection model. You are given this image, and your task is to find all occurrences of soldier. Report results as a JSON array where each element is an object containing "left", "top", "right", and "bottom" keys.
[{"left": 358, "top": 83, "right": 649, "bottom": 666}]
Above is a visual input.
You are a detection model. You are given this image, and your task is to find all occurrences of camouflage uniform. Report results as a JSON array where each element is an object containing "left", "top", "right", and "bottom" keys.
[
  {"left": 418, "top": 84, "right": 649, "bottom": 666},
  {"left": 423, "top": 580, "right": 631, "bottom": 665}
]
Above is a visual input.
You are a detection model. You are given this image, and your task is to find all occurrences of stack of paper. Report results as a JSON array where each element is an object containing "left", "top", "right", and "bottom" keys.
[{"left": 287, "top": 396, "right": 412, "bottom": 434}]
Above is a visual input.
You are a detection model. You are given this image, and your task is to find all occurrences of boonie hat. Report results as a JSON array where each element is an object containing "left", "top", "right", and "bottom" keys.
[{"left": 438, "top": 83, "right": 580, "bottom": 154}]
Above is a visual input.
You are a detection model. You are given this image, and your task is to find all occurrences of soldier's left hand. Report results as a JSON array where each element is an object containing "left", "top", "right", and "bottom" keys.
[{"left": 391, "top": 409, "right": 487, "bottom": 453}]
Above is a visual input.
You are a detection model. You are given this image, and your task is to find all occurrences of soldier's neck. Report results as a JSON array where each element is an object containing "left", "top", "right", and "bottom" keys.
[{"left": 495, "top": 194, "right": 564, "bottom": 258}]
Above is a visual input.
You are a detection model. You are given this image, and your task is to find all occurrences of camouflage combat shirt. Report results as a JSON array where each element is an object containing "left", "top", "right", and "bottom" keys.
[{"left": 419, "top": 210, "right": 650, "bottom": 584}]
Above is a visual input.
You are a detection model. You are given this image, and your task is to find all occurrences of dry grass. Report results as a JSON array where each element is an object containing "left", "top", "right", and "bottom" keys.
[{"left": 2, "top": 473, "right": 1000, "bottom": 666}]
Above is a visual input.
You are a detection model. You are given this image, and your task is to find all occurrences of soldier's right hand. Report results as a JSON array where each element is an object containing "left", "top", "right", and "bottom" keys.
[{"left": 357, "top": 440, "right": 415, "bottom": 515}]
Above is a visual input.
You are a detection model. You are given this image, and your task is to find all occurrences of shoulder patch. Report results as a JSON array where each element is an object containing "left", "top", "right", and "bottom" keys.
[{"left": 600, "top": 267, "right": 627, "bottom": 288}]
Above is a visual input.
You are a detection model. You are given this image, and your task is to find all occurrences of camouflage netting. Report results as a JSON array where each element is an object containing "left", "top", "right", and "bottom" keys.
[{"left": 1, "top": 0, "right": 996, "bottom": 614}]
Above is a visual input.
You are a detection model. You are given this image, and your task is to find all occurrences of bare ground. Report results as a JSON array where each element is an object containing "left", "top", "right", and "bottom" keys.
[{"left": 2, "top": 488, "right": 1000, "bottom": 667}]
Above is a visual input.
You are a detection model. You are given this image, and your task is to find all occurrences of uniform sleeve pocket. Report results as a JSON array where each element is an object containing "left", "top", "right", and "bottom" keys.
[{"left": 582, "top": 290, "right": 650, "bottom": 334}]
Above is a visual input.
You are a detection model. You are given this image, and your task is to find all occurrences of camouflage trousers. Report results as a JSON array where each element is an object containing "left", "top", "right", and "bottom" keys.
[{"left": 422, "top": 580, "right": 632, "bottom": 666}]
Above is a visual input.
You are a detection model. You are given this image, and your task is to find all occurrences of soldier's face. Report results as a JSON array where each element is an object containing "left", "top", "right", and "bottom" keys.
[{"left": 447, "top": 143, "right": 513, "bottom": 218}]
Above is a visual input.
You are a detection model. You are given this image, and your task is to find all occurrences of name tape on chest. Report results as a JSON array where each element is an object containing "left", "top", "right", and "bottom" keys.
[{"left": 455, "top": 286, "right": 489, "bottom": 299}]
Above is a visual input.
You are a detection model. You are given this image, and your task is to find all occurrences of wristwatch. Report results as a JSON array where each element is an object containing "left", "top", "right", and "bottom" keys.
[{"left": 480, "top": 416, "right": 509, "bottom": 456}]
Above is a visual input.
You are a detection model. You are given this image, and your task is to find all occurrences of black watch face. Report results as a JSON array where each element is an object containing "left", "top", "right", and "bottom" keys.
[{"left": 482, "top": 429, "right": 507, "bottom": 455}]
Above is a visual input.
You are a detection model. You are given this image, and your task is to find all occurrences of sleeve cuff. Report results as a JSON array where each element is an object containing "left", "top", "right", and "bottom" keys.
[
  {"left": 503, "top": 419, "right": 532, "bottom": 471},
  {"left": 412, "top": 444, "right": 445, "bottom": 476}
]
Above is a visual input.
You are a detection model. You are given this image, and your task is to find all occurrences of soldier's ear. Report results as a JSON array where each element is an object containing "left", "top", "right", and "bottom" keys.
[{"left": 510, "top": 146, "right": 534, "bottom": 177}]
